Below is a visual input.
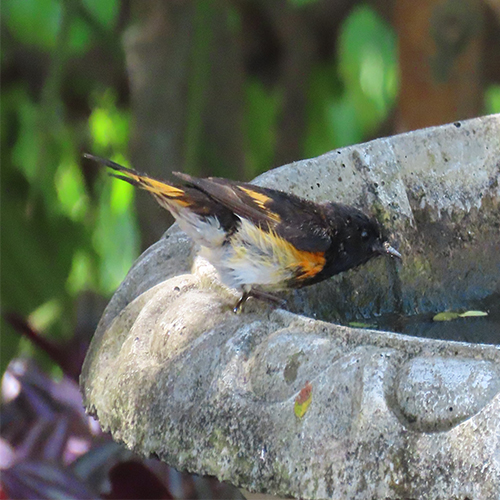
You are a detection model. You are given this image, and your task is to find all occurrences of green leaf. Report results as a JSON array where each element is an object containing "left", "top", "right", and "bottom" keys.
[
  {"left": 433, "top": 310, "right": 489, "bottom": 321},
  {"left": 8, "top": 87, "right": 78, "bottom": 216},
  {"left": 110, "top": 167, "right": 134, "bottom": 215},
  {"left": 28, "top": 299, "right": 63, "bottom": 332},
  {"left": 81, "top": 0, "right": 119, "bottom": 28},
  {"left": 338, "top": 5, "right": 398, "bottom": 132},
  {"left": 0, "top": 197, "right": 81, "bottom": 316},
  {"left": 304, "top": 6, "right": 398, "bottom": 156},
  {"left": 92, "top": 178, "right": 139, "bottom": 295},
  {"left": 485, "top": 84, "right": 500, "bottom": 114},
  {"left": 2, "top": 0, "right": 61, "bottom": 50},
  {"left": 433, "top": 311, "right": 460, "bottom": 322},
  {"left": 459, "top": 310, "right": 488, "bottom": 318},
  {"left": 327, "top": 93, "right": 364, "bottom": 148},
  {"left": 89, "top": 92, "right": 130, "bottom": 151},
  {"left": 68, "top": 16, "right": 91, "bottom": 54},
  {"left": 11, "top": 95, "right": 41, "bottom": 182},
  {"left": 66, "top": 251, "right": 94, "bottom": 296},
  {"left": 2, "top": 0, "right": 91, "bottom": 54},
  {"left": 348, "top": 322, "right": 375, "bottom": 329},
  {"left": 55, "top": 159, "right": 89, "bottom": 221}
]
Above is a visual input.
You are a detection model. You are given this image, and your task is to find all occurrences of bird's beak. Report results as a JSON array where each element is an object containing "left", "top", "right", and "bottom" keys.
[{"left": 377, "top": 241, "right": 402, "bottom": 260}]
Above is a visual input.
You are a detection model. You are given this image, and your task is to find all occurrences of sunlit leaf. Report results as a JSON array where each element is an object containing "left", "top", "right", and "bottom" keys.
[
  {"left": 87, "top": 92, "right": 135, "bottom": 295},
  {"left": 90, "top": 108, "right": 114, "bottom": 149},
  {"left": 89, "top": 92, "right": 130, "bottom": 151},
  {"left": 66, "top": 251, "right": 94, "bottom": 296},
  {"left": 433, "top": 311, "right": 460, "bottom": 322},
  {"left": 458, "top": 310, "right": 488, "bottom": 318},
  {"left": 109, "top": 158, "right": 135, "bottom": 215},
  {"left": 294, "top": 381, "right": 313, "bottom": 419},
  {"left": 304, "top": 6, "right": 397, "bottom": 156},
  {"left": 485, "top": 84, "right": 500, "bottom": 114},
  {"left": 28, "top": 300, "right": 62, "bottom": 333},
  {"left": 338, "top": 5, "right": 398, "bottom": 132},
  {"left": 348, "top": 322, "right": 375, "bottom": 329},
  {"left": 433, "top": 310, "right": 489, "bottom": 321},
  {"left": 55, "top": 160, "right": 89, "bottom": 221},
  {"left": 9, "top": 87, "right": 75, "bottom": 215}
]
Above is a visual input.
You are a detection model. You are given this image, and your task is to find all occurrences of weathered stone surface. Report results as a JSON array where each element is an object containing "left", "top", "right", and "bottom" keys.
[{"left": 81, "top": 115, "right": 500, "bottom": 499}]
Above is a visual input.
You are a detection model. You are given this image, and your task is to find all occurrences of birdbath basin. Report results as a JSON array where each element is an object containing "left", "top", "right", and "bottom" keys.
[{"left": 81, "top": 115, "right": 500, "bottom": 499}]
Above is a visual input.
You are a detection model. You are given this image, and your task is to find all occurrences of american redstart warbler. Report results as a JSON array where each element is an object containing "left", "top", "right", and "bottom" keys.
[{"left": 84, "top": 154, "right": 402, "bottom": 312}]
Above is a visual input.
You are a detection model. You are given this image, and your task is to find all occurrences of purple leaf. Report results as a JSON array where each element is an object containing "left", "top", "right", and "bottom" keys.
[{"left": 2, "top": 460, "right": 99, "bottom": 500}]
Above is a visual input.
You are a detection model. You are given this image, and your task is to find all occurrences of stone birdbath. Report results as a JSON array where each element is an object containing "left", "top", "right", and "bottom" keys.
[{"left": 80, "top": 115, "right": 500, "bottom": 499}]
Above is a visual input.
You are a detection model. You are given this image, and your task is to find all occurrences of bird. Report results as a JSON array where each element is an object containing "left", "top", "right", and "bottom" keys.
[{"left": 84, "top": 154, "right": 402, "bottom": 312}]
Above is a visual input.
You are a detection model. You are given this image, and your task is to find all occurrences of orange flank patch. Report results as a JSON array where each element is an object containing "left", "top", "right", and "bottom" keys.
[
  {"left": 247, "top": 224, "right": 326, "bottom": 281},
  {"left": 295, "top": 250, "right": 326, "bottom": 280},
  {"left": 271, "top": 231, "right": 325, "bottom": 279},
  {"left": 239, "top": 187, "right": 281, "bottom": 222}
]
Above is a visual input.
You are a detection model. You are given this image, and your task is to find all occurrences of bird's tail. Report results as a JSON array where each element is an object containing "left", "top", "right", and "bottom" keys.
[
  {"left": 83, "top": 153, "right": 239, "bottom": 249},
  {"left": 83, "top": 154, "right": 192, "bottom": 209}
]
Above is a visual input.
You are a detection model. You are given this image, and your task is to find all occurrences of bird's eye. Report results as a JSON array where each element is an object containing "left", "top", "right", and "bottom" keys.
[{"left": 361, "top": 230, "right": 369, "bottom": 240}]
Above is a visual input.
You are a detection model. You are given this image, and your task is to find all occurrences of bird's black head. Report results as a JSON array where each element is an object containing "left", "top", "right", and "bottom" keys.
[{"left": 321, "top": 202, "right": 401, "bottom": 279}]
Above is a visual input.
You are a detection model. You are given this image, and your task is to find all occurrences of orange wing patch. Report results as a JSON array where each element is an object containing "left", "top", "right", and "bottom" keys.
[{"left": 239, "top": 187, "right": 281, "bottom": 223}]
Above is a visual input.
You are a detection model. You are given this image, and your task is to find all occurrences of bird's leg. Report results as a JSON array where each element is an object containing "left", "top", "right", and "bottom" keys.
[
  {"left": 233, "top": 286, "right": 286, "bottom": 313},
  {"left": 249, "top": 289, "right": 286, "bottom": 307}
]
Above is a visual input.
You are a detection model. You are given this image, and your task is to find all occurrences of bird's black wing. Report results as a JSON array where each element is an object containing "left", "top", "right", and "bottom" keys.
[{"left": 174, "top": 172, "right": 332, "bottom": 253}]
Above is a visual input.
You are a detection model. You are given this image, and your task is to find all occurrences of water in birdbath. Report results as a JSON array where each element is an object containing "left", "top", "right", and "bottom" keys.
[{"left": 346, "top": 292, "right": 500, "bottom": 345}]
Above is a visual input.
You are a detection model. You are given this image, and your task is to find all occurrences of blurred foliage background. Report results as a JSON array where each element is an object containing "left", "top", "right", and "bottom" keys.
[{"left": 1, "top": 0, "right": 500, "bottom": 497}]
